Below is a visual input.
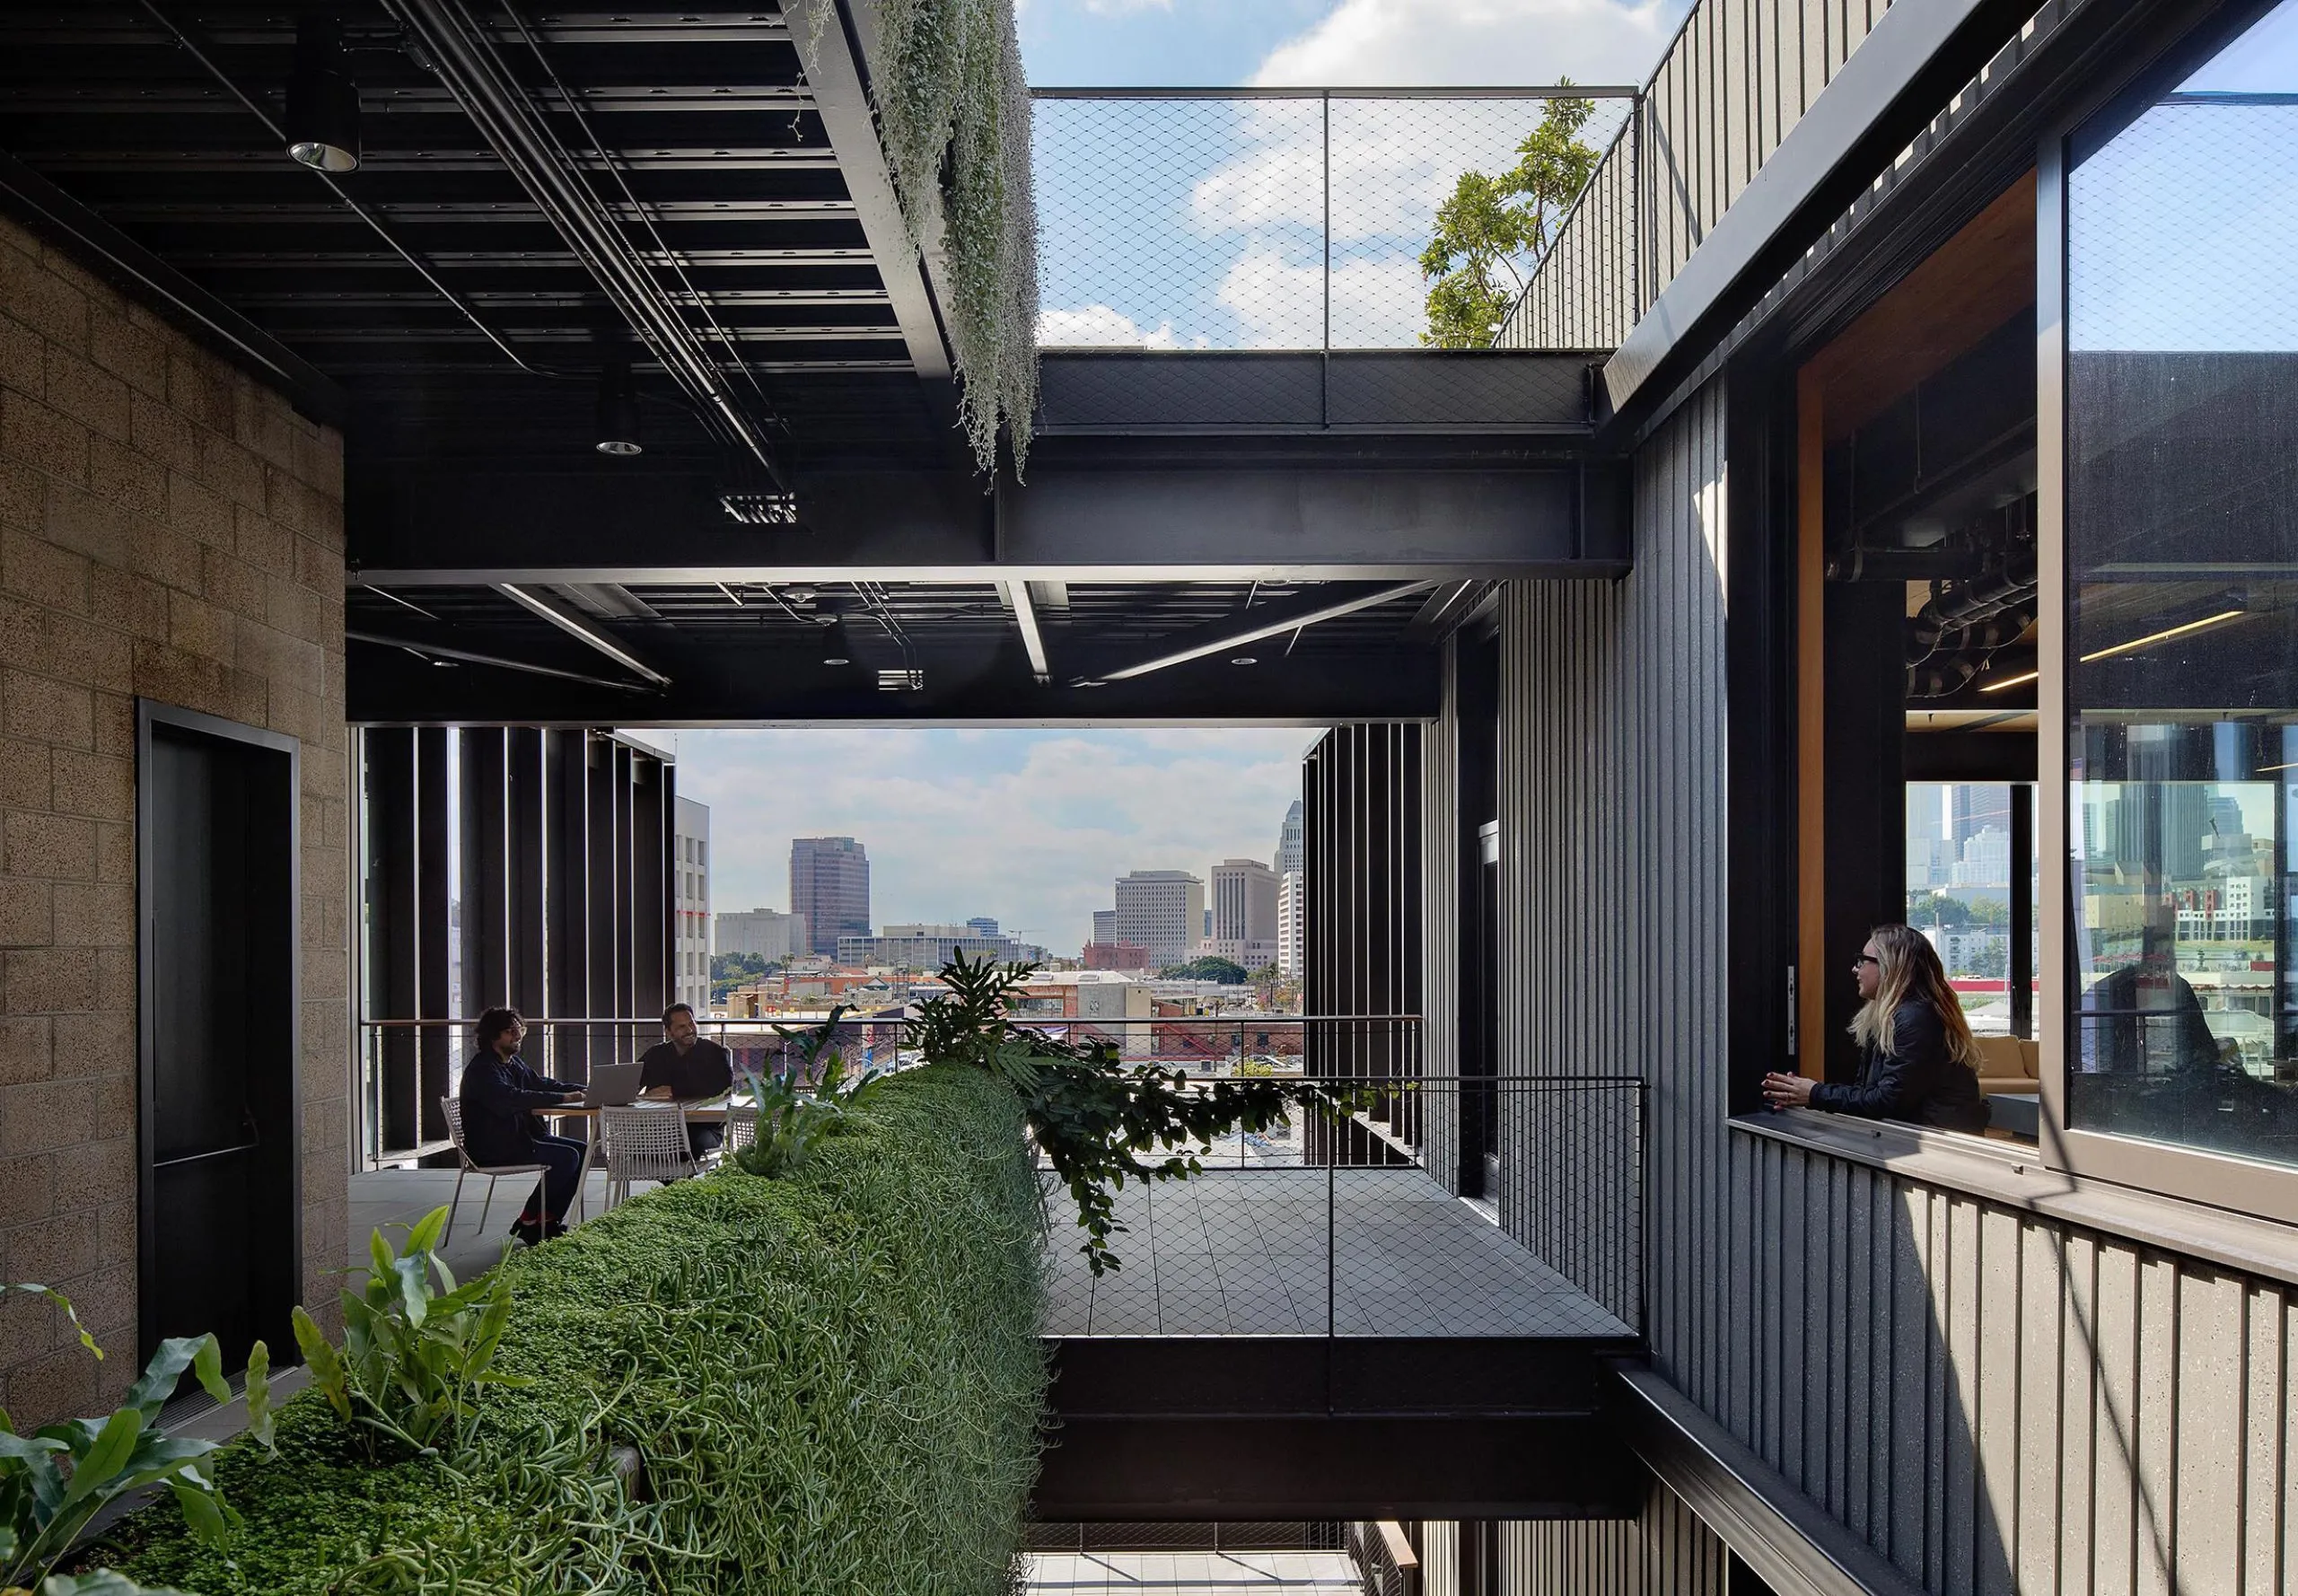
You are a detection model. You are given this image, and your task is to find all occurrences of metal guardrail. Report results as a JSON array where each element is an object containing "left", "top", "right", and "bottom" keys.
[
  {"left": 354, "top": 1011, "right": 1423, "bottom": 1165},
  {"left": 355, "top": 1015, "right": 1644, "bottom": 1337},
  {"left": 1031, "top": 88, "right": 1636, "bottom": 354}
]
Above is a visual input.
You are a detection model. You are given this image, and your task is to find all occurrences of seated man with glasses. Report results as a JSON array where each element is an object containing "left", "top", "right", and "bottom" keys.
[{"left": 638, "top": 1002, "right": 734, "bottom": 1159}]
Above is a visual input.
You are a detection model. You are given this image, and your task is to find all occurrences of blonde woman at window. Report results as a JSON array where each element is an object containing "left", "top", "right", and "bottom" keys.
[{"left": 1761, "top": 924, "right": 1990, "bottom": 1133}]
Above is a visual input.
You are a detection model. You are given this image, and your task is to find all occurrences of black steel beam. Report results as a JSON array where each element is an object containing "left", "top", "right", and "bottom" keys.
[
  {"left": 0, "top": 146, "right": 347, "bottom": 423},
  {"left": 346, "top": 635, "right": 1439, "bottom": 723},
  {"left": 349, "top": 457, "right": 1627, "bottom": 582},
  {"left": 1616, "top": 1364, "right": 1927, "bottom": 1596},
  {"left": 785, "top": 0, "right": 952, "bottom": 401},
  {"left": 1601, "top": 0, "right": 2040, "bottom": 424},
  {"left": 1036, "top": 1337, "right": 1642, "bottom": 1521}
]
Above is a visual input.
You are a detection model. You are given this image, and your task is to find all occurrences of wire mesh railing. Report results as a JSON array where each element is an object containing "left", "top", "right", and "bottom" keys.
[
  {"left": 1031, "top": 88, "right": 1636, "bottom": 353},
  {"left": 355, "top": 1013, "right": 1643, "bottom": 1338}
]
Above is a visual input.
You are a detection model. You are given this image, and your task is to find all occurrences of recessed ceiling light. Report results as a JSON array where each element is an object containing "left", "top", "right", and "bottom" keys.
[{"left": 1230, "top": 655, "right": 1259, "bottom": 666}]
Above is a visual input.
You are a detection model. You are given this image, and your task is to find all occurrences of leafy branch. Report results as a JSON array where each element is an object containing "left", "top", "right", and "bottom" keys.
[
  {"left": 916, "top": 953, "right": 1369, "bottom": 1274},
  {"left": 1420, "top": 85, "right": 1601, "bottom": 348}
]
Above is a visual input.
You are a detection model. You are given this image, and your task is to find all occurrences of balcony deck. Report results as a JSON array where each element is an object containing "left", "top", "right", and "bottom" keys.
[{"left": 1041, "top": 1167, "right": 1631, "bottom": 1338}]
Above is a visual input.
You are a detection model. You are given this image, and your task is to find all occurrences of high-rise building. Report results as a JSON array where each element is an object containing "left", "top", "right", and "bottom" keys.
[
  {"left": 1276, "top": 870, "right": 1303, "bottom": 978},
  {"left": 790, "top": 836, "right": 870, "bottom": 956},
  {"left": 1113, "top": 869, "right": 1204, "bottom": 970},
  {"left": 1275, "top": 798, "right": 1304, "bottom": 876},
  {"left": 836, "top": 923, "right": 1041, "bottom": 969},
  {"left": 715, "top": 907, "right": 806, "bottom": 962},
  {"left": 1210, "top": 858, "right": 1280, "bottom": 944},
  {"left": 672, "top": 796, "right": 710, "bottom": 1013},
  {"left": 1090, "top": 908, "right": 1117, "bottom": 947}
]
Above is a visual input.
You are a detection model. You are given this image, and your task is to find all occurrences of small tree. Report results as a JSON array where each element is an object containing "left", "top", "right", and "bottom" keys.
[{"left": 1420, "top": 86, "right": 1601, "bottom": 348}]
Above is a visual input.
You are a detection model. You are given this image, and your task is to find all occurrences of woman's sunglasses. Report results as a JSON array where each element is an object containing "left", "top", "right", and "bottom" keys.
[{"left": 1855, "top": 953, "right": 1881, "bottom": 968}]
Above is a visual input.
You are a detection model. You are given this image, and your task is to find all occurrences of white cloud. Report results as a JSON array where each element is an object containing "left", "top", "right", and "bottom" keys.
[
  {"left": 1250, "top": 0, "right": 1681, "bottom": 88},
  {"left": 1035, "top": 303, "right": 1208, "bottom": 348},
  {"left": 660, "top": 729, "right": 1313, "bottom": 958},
  {"left": 1215, "top": 247, "right": 1424, "bottom": 346}
]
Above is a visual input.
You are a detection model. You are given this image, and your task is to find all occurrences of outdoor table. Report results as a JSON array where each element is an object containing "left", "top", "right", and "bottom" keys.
[{"left": 545, "top": 1097, "right": 741, "bottom": 1222}]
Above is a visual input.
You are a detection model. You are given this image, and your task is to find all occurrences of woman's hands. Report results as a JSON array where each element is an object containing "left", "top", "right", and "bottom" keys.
[{"left": 1760, "top": 1071, "right": 1815, "bottom": 1109}]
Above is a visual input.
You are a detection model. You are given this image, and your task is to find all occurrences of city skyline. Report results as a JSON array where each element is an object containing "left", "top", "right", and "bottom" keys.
[{"left": 657, "top": 728, "right": 1317, "bottom": 954}]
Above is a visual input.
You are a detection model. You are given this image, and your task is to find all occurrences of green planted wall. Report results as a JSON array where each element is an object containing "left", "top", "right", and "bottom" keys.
[{"left": 110, "top": 1066, "right": 1047, "bottom": 1595}]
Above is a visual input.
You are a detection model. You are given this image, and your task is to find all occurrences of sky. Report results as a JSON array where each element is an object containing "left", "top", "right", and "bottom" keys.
[
  {"left": 1024, "top": 0, "right": 1684, "bottom": 349},
  {"left": 645, "top": 2, "right": 1696, "bottom": 959},
  {"left": 652, "top": 729, "right": 1316, "bottom": 956}
]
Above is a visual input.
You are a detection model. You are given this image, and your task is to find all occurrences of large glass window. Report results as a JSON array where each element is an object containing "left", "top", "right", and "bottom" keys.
[
  {"left": 1908, "top": 783, "right": 2039, "bottom": 1037},
  {"left": 2064, "top": 0, "right": 2298, "bottom": 1169}
]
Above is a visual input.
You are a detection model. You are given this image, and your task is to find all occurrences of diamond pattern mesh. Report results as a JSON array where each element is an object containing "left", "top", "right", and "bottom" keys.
[{"left": 1034, "top": 93, "right": 1634, "bottom": 352}]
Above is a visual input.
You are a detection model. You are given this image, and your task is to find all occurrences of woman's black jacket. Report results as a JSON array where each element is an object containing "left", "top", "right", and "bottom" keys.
[{"left": 1810, "top": 1001, "right": 1989, "bottom": 1133}]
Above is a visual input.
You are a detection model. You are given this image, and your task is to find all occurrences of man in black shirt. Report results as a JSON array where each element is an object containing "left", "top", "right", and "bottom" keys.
[
  {"left": 458, "top": 1007, "right": 587, "bottom": 1244},
  {"left": 638, "top": 1002, "right": 733, "bottom": 1158}
]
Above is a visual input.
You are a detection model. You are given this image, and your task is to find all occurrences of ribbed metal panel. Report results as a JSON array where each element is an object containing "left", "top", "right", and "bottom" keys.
[
  {"left": 1504, "top": 0, "right": 1893, "bottom": 350},
  {"left": 1493, "top": 380, "right": 1725, "bottom": 1334},
  {"left": 1421, "top": 637, "right": 1464, "bottom": 1193},
  {"left": 1478, "top": 362, "right": 2298, "bottom": 1596},
  {"left": 1499, "top": 1480, "right": 1729, "bottom": 1596},
  {"left": 1720, "top": 1134, "right": 2298, "bottom": 1596},
  {"left": 1303, "top": 723, "right": 1424, "bottom": 1079}
]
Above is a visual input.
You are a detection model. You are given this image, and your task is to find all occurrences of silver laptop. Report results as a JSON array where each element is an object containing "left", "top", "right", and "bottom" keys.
[{"left": 582, "top": 1061, "right": 645, "bottom": 1108}]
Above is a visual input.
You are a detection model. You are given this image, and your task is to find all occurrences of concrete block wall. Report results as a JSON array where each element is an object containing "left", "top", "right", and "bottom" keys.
[{"left": 0, "top": 212, "right": 348, "bottom": 1425}]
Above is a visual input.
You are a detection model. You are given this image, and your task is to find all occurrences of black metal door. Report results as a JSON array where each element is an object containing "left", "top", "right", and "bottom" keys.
[{"left": 139, "top": 705, "right": 301, "bottom": 1369}]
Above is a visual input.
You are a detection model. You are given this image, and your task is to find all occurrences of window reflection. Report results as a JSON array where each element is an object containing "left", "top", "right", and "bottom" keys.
[{"left": 2065, "top": 0, "right": 2298, "bottom": 1168}]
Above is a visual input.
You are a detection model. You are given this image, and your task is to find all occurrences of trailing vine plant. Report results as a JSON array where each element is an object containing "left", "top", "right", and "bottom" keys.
[
  {"left": 854, "top": 0, "right": 1039, "bottom": 475},
  {"left": 915, "top": 953, "right": 1368, "bottom": 1274}
]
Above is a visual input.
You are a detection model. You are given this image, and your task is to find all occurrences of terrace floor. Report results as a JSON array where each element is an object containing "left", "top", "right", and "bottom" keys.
[
  {"left": 350, "top": 1166, "right": 648, "bottom": 1282},
  {"left": 1040, "top": 1167, "right": 1631, "bottom": 1337}
]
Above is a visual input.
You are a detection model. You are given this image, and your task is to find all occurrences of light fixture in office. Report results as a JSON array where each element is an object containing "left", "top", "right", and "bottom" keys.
[{"left": 2078, "top": 608, "right": 2244, "bottom": 663}]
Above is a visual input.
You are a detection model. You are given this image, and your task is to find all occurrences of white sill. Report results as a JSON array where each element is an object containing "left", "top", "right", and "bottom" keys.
[{"left": 1731, "top": 1108, "right": 2298, "bottom": 1290}]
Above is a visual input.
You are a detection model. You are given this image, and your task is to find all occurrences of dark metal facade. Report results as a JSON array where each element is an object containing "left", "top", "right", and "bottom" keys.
[
  {"left": 1302, "top": 723, "right": 1424, "bottom": 1084},
  {"left": 354, "top": 724, "right": 674, "bottom": 1163}
]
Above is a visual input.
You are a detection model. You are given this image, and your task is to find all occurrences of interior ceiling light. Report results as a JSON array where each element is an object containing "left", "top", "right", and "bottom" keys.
[
  {"left": 1230, "top": 655, "right": 1259, "bottom": 666},
  {"left": 285, "top": 15, "right": 362, "bottom": 172},
  {"left": 2078, "top": 608, "right": 2244, "bottom": 663},
  {"left": 593, "top": 360, "right": 642, "bottom": 456},
  {"left": 1978, "top": 669, "right": 2039, "bottom": 694},
  {"left": 820, "top": 618, "right": 855, "bottom": 666}
]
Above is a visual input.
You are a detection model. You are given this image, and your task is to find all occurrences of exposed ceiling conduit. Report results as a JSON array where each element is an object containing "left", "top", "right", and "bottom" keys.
[
  {"left": 383, "top": 0, "right": 790, "bottom": 490},
  {"left": 134, "top": 0, "right": 576, "bottom": 383}
]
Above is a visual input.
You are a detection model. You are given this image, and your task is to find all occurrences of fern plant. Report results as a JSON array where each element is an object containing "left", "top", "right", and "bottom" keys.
[{"left": 291, "top": 1207, "right": 526, "bottom": 1462}]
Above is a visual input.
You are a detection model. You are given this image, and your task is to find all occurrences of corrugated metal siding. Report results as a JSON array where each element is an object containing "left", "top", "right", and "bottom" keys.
[
  {"left": 1422, "top": 637, "right": 1463, "bottom": 1193},
  {"left": 1493, "top": 379, "right": 1727, "bottom": 1337},
  {"left": 1724, "top": 1132, "right": 2298, "bottom": 1596},
  {"left": 1504, "top": 0, "right": 1895, "bottom": 349},
  {"left": 1501, "top": 1479, "right": 1730, "bottom": 1596},
  {"left": 1478, "top": 366, "right": 2297, "bottom": 1594},
  {"left": 1303, "top": 723, "right": 1424, "bottom": 1078}
]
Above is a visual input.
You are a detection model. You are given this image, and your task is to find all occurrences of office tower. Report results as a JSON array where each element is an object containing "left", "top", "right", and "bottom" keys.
[
  {"left": 1275, "top": 798, "right": 1304, "bottom": 876},
  {"left": 672, "top": 796, "right": 710, "bottom": 1013},
  {"left": 715, "top": 907, "right": 806, "bottom": 962},
  {"left": 1091, "top": 908, "right": 1117, "bottom": 947},
  {"left": 790, "top": 836, "right": 871, "bottom": 956},
  {"left": 1113, "top": 870, "right": 1205, "bottom": 969},
  {"left": 1211, "top": 858, "right": 1280, "bottom": 943},
  {"left": 1277, "top": 870, "right": 1303, "bottom": 977}
]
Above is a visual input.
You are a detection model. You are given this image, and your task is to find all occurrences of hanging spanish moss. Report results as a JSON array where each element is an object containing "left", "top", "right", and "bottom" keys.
[{"left": 866, "top": 0, "right": 1039, "bottom": 476}]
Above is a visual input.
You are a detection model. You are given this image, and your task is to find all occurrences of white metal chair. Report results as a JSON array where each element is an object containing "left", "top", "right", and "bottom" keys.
[
  {"left": 600, "top": 1104, "right": 697, "bottom": 1210},
  {"left": 439, "top": 1096, "right": 546, "bottom": 1244},
  {"left": 720, "top": 1104, "right": 759, "bottom": 1164}
]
